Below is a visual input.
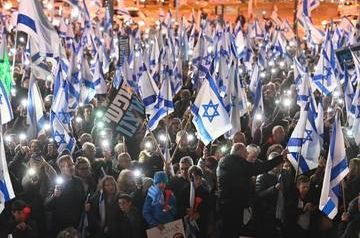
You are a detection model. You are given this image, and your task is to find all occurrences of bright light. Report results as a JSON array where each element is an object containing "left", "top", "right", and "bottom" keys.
[
  {"left": 187, "top": 133, "right": 195, "bottom": 142},
  {"left": 346, "top": 128, "right": 354, "bottom": 138},
  {"left": 188, "top": 49, "right": 193, "bottom": 56},
  {"left": 260, "top": 72, "right": 266, "bottom": 78},
  {"left": 19, "top": 37, "right": 25, "bottom": 43},
  {"left": 269, "top": 60, "right": 275, "bottom": 66},
  {"left": 11, "top": 88, "right": 16, "bottom": 96},
  {"left": 255, "top": 113, "right": 263, "bottom": 121},
  {"left": 220, "top": 146, "right": 227, "bottom": 153},
  {"left": 96, "top": 111, "right": 103, "bottom": 118},
  {"left": 133, "top": 169, "right": 142, "bottom": 177},
  {"left": 75, "top": 117, "right": 83, "bottom": 123},
  {"left": 327, "top": 107, "right": 333, "bottom": 113},
  {"left": 79, "top": 102, "right": 84, "bottom": 107},
  {"left": 102, "top": 140, "right": 110, "bottom": 148},
  {"left": 4, "top": 2, "right": 12, "bottom": 10},
  {"left": 262, "top": 11, "right": 266, "bottom": 15},
  {"left": 46, "top": 75, "right": 52, "bottom": 82},
  {"left": 337, "top": 98, "right": 344, "bottom": 105},
  {"left": 71, "top": 7, "right": 80, "bottom": 19},
  {"left": 144, "top": 141, "right": 153, "bottom": 150},
  {"left": 99, "top": 130, "right": 106, "bottom": 136},
  {"left": 97, "top": 121, "right": 105, "bottom": 129},
  {"left": 28, "top": 168, "right": 36, "bottom": 176},
  {"left": 21, "top": 98, "right": 28, "bottom": 107},
  {"left": 49, "top": 138, "right": 54, "bottom": 143},
  {"left": 283, "top": 98, "right": 292, "bottom": 107},
  {"left": 207, "top": 46, "right": 213, "bottom": 54},
  {"left": 5, "top": 135, "right": 12, "bottom": 142},
  {"left": 333, "top": 90, "right": 341, "bottom": 98},
  {"left": 271, "top": 68, "right": 277, "bottom": 74},
  {"left": 275, "top": 99, "right": 280, "bottom": 105},
  {"left": 279, "top": 61, "right": 285, "bottom": 68},
  {"left": 138, "top": 21, "right": 145, "bottom": 27},
  {"left": 19, "top": 133, "right": 27, "bottom": 141},
  {"left": 158, "top": 134, "right": 167, "bottom": 142},
  {"left": 46, "top": 2, "right": 53, "bottom": 10},
  {"left": 55, "top": 176, "right": 64, "bottom": 185},
  {"left": 43, "top": 123, "right": 51, "bottom": 131}
]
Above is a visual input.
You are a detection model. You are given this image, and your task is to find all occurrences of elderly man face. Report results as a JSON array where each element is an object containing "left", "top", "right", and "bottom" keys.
[{"left": 273, "top": 126, "right": 285, "bottom": 144}]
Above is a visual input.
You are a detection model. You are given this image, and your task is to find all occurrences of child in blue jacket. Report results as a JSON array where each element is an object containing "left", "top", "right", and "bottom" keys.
[{"left": 143, "top": 171, "right": 177, "bottom": 230}]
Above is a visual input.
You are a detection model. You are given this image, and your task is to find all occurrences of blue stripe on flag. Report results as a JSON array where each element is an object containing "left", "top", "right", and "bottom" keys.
[
  {"left": 330, "top": 158, "right": 348, "bottom": 181},
  {"left": 287, "top": 138, "right": 303, "bottom": 147},
  {"left": 321, "top": 199, "right": 335, "bottom": 216},
  {"left": 17, "top": 14, "right": 37, "bottom": 33},
  {"left": 332, "top": 184, "right": 341, "bottom": 197},
  {"left": 192, "top": 114, "right": 213, "bottom": 145},
  {"left": 0, "top": 180, "right": 11, "bottom": 201}
]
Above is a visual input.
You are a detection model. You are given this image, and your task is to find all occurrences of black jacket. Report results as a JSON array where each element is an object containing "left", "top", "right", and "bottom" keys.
[
  {"left": 217, "top": 154, "right": 283, "bottom": 207},
  {"left": 44, "top": 176, "right": 85, "bottom": 234}
]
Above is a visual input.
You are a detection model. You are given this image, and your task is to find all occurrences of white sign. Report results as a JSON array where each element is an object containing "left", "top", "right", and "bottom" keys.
[{"left": 146, "top": 219, "right": 185, "bottom": 238}]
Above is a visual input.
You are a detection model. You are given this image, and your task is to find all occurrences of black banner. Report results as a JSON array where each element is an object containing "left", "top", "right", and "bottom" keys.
[{"left": 104, "top": 80, "right": 145, "bottom": 138}]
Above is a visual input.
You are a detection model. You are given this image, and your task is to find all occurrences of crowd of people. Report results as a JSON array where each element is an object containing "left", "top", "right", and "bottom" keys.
[{"left": 0, "top": 0, "right": 360, "bottom": 238}]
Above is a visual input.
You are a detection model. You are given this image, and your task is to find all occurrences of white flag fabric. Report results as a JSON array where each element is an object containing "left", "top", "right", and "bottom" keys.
[
  {"left": 0, "top": 128, "right": 15, "bottom": 213},
  {"left": 319, "top": 112, "right": 349, "bottom": 219},
  {"left": 191, "top": 66, "right": 232, "bottom": 145},
  {"left": 17, "top": 0, "right": 61, "bottom": 57}
]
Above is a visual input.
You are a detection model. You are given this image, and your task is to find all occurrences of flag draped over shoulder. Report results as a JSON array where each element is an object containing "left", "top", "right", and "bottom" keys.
[
  {"left": 319, "top": 112, "right": 349, "bottom": 219},
  {"left": 103, "top": 79, "right": 145, "bottom": 138},
  {"left": 191, "top": 66, "right": 232, "bottom": 145}
]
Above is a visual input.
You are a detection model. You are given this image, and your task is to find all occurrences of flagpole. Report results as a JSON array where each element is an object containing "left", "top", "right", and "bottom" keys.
[{"left": 10, "top": 28, "right": 18, "bottom": 85}]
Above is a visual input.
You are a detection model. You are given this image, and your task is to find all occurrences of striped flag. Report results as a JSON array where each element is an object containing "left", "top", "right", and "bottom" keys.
[
  {"left": 0, "top": 33, "right": 13, "bottom": 125},
  {"left": 319, "top": 112, "right": 349, "bottom": 219},
  {"left": 0, "top": 125, "right": 15, "bottom": 213},
  {"left": 17, "top": 0, "right": 61, "bottom": 57}
]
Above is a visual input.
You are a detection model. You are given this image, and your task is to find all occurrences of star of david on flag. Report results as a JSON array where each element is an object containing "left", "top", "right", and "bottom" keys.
[
  {"left": 191, "top": 66, "right": 231, "bottom": 145},
  {"left": 202, "top": 100, "right": 220, "bottom": 123}
]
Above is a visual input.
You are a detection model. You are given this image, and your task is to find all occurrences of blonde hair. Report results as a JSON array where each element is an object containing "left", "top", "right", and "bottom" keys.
[{"left": 117, "top": 169, "right": 136, "bottom": 194}]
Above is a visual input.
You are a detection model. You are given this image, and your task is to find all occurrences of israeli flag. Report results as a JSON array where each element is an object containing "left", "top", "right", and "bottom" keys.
[
  {"left": 0, "top": 78, "right": 13, "bottom": 125},
  {"left": 138, "top": 65, "right": 159, "bottom": 116},
  {"left": 80, "top": 58, "right": 96, "bottom": 104},
  {"left": 287, "top": 89, "right": 320, "bottom": 173},
  {"left": 0, "top": 130, "right": 15, "bottom": 214},
  {"left": 191, "top": 66, "right": 232, "bottom": 145},
  {"left": 17, "top": 0, "right": 61, "bottom": 57},
  {"left": 26, "top": 73, "right": 45, "bottom": 139},
  {"left": 51, "top": 63, "right": 76, "bottom": 153},
  {"left": 350, "top": 88, "right": 360, "bottom": 145},
  {"left": 319, "top": 112, "right": 349, "bottom": 219},
  {"left": 148, "top": 74, "right": 174, "bottom": 131},
  {"left": 226, "top": 60, "right": 248, "bottom": 138},
  {"left": 312, "top": 29, "right": 338, "bottom": 96},
  {"left": 294, "top": 58, "right": 310, "bottom": 109},
  {"left": 103, "top": 7, "right": 112, "bottom": 34}
]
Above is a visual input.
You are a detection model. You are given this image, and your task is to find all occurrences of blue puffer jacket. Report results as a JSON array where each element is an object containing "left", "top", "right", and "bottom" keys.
[{"left": 142, "top": 185, "right": 177, "bottom": 227}]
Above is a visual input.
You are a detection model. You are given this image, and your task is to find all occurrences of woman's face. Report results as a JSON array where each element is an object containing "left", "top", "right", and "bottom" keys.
[{"left": 104, "top": 180, "right": 116, "bottom": 195}]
